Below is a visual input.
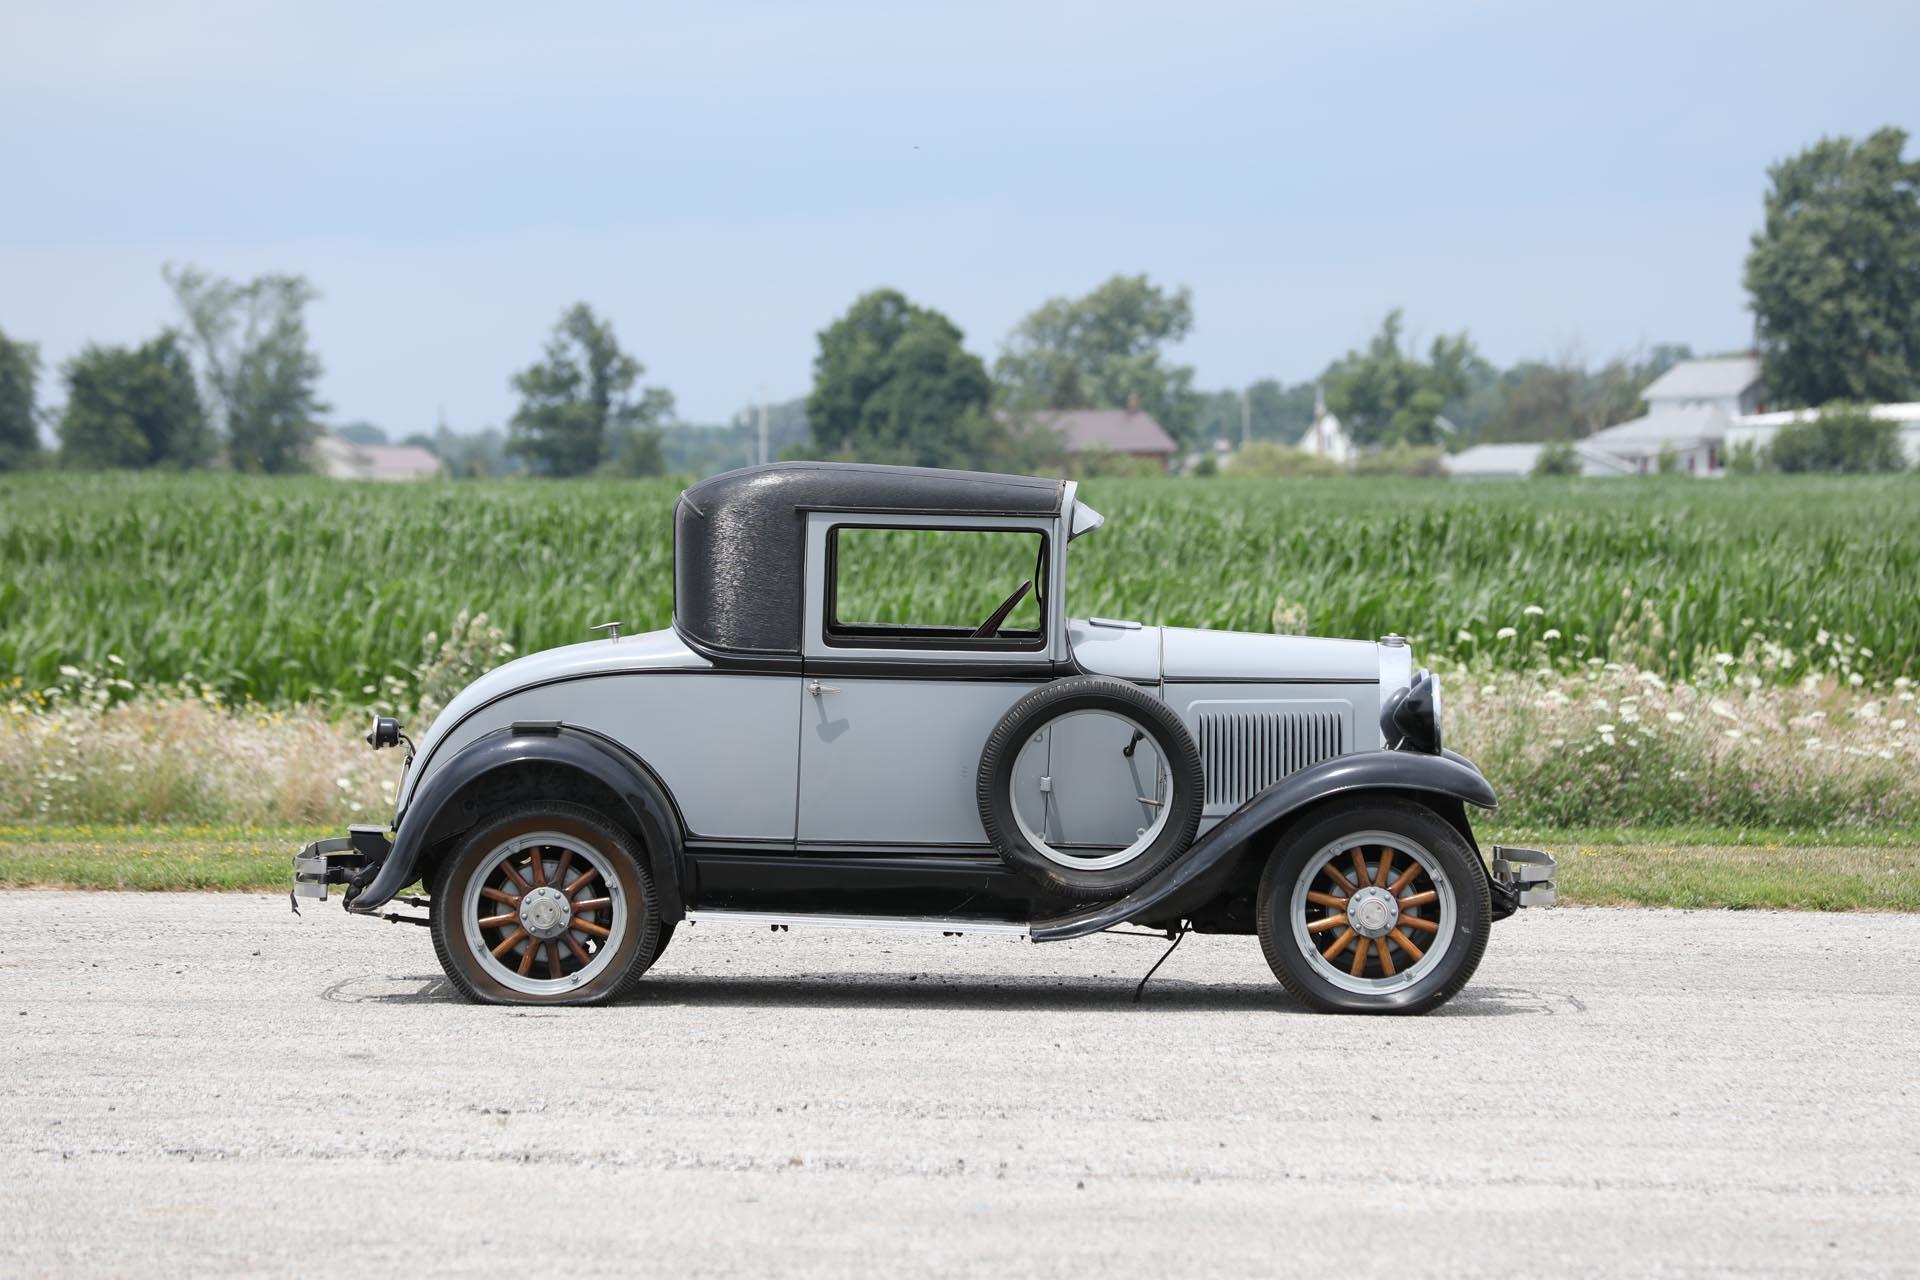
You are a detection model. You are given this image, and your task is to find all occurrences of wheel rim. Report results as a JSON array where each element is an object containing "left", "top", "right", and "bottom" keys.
[
  {"left": 1288, "top": 829, "right": 1454, "bottom": 996},
  {"left": 459, "top": 831, "right": 627, "bottom": 996},
  {"left": 1008, "top": 709, "right": 1174, "bottom": 871}
]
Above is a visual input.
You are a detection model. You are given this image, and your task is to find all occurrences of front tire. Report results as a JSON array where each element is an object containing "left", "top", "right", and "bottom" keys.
[
  {"left": 1256, "top": 794, "right": 1490, "bottom": 1015},
  {"left": 430, "top": 802, "right": 663, "bottom": 1006}
]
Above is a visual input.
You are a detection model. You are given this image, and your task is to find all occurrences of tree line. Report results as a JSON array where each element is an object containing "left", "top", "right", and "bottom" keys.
[{"left": 3, "top": 125, "right": 1914, "bottom": 479}]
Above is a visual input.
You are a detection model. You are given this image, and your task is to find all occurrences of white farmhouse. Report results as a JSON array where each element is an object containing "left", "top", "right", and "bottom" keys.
[
  {"left": 1640, "top": 355, "right": 1766, "bottom": 417},
  {"left": 1571, "top": 356, "right": 1766, "bottom": 475}
]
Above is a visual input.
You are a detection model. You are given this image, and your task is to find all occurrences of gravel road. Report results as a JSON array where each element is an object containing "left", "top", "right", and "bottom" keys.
[{"left": 1, "top": 892, "right": 1915, "bottom": 1277}]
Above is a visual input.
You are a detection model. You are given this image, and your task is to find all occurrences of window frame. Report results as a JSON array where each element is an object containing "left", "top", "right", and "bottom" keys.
[{"left": 821, "top": 521, "right": 1051, "bottom": 653}]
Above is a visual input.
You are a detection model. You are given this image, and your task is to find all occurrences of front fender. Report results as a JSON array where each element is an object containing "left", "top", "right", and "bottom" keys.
[
  {"left": 346, "top": 726, "right": 686, "bottom": 918},
  {"left": 1031, "top": 748, "right": 1496, "bottom": 941}
]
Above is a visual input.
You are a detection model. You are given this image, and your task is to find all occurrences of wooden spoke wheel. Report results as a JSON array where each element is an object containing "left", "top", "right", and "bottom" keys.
[
  {"left": 1292, "top": 833, "right": 1452, "bottom": 991},
  {"left": 1256, "top": 797, "right": 1490, "bottom": 1015},
  {"left": 429, "top": 803, "right": 661, "bottom": 1005},
  {"left": 463, "top": 832, "right": 626, "bottom": 996}
]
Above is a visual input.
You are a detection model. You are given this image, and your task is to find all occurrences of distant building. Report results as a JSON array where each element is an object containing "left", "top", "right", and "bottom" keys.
[
  {"left": 1640, "top": 355, "right": 1765, "bottom": 418},
  {"left": 1298, "top": 385, "right": 1355, "bottom": 465},
  {"left": 1444, "top": 442, "right": 1634, "bottom": 479},
  {"left": 1581, "top": 404, "right": 1729, "bottom": 475},
  {"left": 1018, "top": 398, "right": 1178, "bottom": 468},
  {"left": 313, "top": 432, "right": 444, "bottom": 481},
  {"left": 1553, "top": 357, "right": 1762, "bottom": 475}
]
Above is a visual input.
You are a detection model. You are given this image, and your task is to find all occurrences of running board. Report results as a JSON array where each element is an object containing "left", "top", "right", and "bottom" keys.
[{"left": 683, "top": 909, "right": 1030, "bottom": 939}]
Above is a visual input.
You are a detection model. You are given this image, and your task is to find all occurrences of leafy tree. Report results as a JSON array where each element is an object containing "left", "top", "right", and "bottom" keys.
[
  {"left": 1195, "top": 379, "right": 1316, "bottom": 445},
  {"left": 507, "top": 303, "right": 674, "bottom": 477},
  {"left": 1532, "top": 442, "right": 1582, "bottom": 477},
  {"left": 0, "top": 328, "right": 42, "bottom": 471},
  {"left": 1769, "top": 404, "right": 1905, "bottom": 473},
  {"left": 995, "top": 274, "right": 1200, "bottom": 445},
  {"left": 336, "top": 420, "right": 388, "bottom": 446},
  {"left": 1746, "top": 127, "right": 1920, "bottom": 406},
  {"left": 1321, "top": 310, "right": 1484, "bottom": 447},
  {"left": 806, "top": 289, "right": 1001, "bottom": 468},
  {"left": 1477, "top": 345, "right": 1692, "bottom": 443},
  {"left": 165, "top": 265, "right": 328, "bottom": 473},
  {"left": 58, "top": 332, "right": 210, "bottom": 470}
]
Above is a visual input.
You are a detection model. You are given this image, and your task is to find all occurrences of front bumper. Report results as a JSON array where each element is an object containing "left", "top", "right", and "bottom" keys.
[
  {"left": 290, "top": 824, "right": 391, "bottom": 911},
  {"left": 1490, "top": 845, "right": 1557, "bottom": 909}
]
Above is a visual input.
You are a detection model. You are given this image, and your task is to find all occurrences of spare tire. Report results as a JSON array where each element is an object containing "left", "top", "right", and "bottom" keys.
[{"left": 976, "top": 676, "right": 1205, "bottom": 900}]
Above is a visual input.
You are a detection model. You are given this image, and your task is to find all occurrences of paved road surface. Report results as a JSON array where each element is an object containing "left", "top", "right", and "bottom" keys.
[{"left": 1, "top": 893, "right": 1914, "bottom": 1276}]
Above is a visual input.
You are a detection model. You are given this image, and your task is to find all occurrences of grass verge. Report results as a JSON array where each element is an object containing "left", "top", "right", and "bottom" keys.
[{"left": 2, "top": 823, "right": 1916, "bottom": 911}]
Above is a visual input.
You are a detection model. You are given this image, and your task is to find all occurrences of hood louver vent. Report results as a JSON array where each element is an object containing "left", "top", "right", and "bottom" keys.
[{"left": 1196, "top": 709, "right": 1345, "bottom": 808}]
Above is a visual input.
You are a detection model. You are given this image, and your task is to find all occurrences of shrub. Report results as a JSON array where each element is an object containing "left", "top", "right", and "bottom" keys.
[
  {"left": 1225, "top": 441, "right": 1340, "bottom": 477},
  {"left": 1771, "top": 404, "right": 1905, "bottom": 473},
  {"left": 1351, "top": 444, "right": 1446, "bottom": 478},
  {"left": 1532, "top": 442, "right": 1581, "bottom": 477},
  {"left": 1724, "top": 439, "right": 1765, "bottom": 475}
]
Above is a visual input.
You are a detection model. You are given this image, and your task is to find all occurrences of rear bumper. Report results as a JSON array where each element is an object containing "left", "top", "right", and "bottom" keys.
[
  {"left": 290, "top": 825, "right": 392, "bottom": 911},
  {"left": 1490, "top": 845, "right": 1557, "bottom": 909}
]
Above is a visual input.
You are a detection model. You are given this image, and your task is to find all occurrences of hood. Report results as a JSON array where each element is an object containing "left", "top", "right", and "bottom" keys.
[{"left": 1161, "top": 627, "right": 1383, "bottom": 683}]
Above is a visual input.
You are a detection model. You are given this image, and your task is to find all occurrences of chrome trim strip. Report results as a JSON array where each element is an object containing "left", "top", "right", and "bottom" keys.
[{"left": 683, "top": 909, "right": 1031, "bottom": 937}]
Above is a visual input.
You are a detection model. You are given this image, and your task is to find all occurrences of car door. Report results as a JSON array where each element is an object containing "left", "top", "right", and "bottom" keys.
[{"left": 795, "top": 512, "right": 1063, "bottom": 849}]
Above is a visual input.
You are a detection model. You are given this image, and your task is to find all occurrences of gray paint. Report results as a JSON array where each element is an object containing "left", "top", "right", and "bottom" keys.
[
  {"left": 1067, "top": 618, "right": 1161, "bottom": 681},
  {"left": 418, "top": 670, "right": 801, "bottom": 840}
]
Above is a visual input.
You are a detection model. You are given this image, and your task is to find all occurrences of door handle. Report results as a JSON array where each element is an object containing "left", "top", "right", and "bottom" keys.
[{"left": 807, "top": 680, "right": 840, "bottom": 697}]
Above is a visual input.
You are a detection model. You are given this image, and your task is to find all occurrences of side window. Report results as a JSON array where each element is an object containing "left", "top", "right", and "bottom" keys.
[{"left": 828, "top": 526, "right": 1046, "bottom": 650}]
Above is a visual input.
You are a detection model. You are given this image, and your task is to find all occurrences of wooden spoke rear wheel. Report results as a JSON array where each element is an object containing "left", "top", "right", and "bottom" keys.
[{"left": 430, "top": 803, "right": 662, "bottom": 1006}]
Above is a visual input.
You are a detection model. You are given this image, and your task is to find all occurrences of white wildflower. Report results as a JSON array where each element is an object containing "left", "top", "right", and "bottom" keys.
[
  {"left": 58, "top": 665, "right": 82, "bottom": 678},
  {"left": 1600, "top": 731, "right": 1615, "bottom": 745},
  {"left": 1667, "top": 711, "right": 1685, "bottom": 723},
  {"left": 1543, "top": 629, "right": 1562, "bottom": 641},
  {"left": 335, "top": 777, "right": 353, "bottom": 791},
  {"left": 1457, "top": 629, "right": 1475, "bottom": 643},
  {"left": 1713, "top": 653, "right": 1734, "bottom": 667},
  {"left": 1497, "top": 627, "right": 1517, "bottom": 641},
  {"left": 1597, "top": 723, "right": 1616, "bottom": 734},
  {"left": 1848, "top": 672, "right": 1864, "bottom": 687},
  {"left": 1523, "top": 605, "right": 1545, "bottom": 617},
  {"left": 106, "top": 654, "right": 124, "bottom": 666}
]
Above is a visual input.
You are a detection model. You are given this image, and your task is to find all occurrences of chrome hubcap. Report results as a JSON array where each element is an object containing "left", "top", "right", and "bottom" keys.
[
  {"left": 1346, "top": 886, "right": 1399, "bottom": 938},
  {"left": 518, "top": 886, "right": 572, "bottom": 939}
]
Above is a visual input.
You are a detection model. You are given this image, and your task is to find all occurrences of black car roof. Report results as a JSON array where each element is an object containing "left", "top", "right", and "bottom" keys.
[{"left": 674, "top": 462, "right": 1066, "bottom": 659}]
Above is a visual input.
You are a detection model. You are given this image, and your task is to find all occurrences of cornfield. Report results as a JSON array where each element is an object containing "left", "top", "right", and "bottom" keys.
[{"left": 3, "top": 471, "right": 1917, "bottom": 704}]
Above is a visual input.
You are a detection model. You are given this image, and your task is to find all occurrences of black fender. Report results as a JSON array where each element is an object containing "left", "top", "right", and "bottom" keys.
[
  {"left": 346, "top": 725, "right": 686, "bottom": 918},
  {"left": 1030, "top": 748, "right": 1496, "bottom": 942}
]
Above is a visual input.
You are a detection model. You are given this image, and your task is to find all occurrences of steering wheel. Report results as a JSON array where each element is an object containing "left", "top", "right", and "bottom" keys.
[{"left": 972, "top": 580, "right": 1033, "bottom": 638}]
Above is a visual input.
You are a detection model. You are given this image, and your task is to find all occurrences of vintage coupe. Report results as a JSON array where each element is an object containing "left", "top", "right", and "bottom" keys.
[{"left": 295, "top": 462, "right": 1554, "bottom": 1013}]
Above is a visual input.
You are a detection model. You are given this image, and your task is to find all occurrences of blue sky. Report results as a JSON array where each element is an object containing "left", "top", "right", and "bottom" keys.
[{"left": 3, "top": 1, "right": 1916, "bottom": 432}]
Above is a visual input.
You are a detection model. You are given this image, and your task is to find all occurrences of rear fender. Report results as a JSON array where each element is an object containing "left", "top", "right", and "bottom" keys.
[
  {"left": 346, "top": 726, "right": 686, "bottom": 918},
  {"left": 1031, "top": 749, "right": 1496, "bottom": 941}
]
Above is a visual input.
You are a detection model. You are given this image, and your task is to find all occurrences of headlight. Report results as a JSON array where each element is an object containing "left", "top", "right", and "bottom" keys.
[{"left": 1379, "top": 670, "right": 1443, "bottom": 754}]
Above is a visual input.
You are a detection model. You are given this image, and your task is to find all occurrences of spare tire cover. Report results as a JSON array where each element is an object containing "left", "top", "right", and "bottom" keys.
[{"left": 975, "top": 675, "right": 1204, "bottom": 900}]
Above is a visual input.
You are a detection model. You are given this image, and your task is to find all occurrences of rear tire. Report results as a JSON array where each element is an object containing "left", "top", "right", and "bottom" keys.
[
  {"left": 430, "top": 802, "right": 662, "bottom": 1006},
  {"left": 1256, "top": 794, "right": 1489, "bottom": 1015}
]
